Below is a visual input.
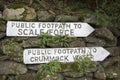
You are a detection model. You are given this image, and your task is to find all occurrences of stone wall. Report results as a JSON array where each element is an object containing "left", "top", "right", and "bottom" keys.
[{"left": 0, "top": 5, "right": 120, "bottom": 80}]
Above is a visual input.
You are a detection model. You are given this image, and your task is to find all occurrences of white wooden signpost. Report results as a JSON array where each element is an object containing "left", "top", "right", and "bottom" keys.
[
  {"left": 7, "top": 21, "right": 94, "bottom": 37},
  {"left": 6, "top": 21, "right": 110, "bottom": 64},
  {"left": 23, "top": 47, "right": 110, "bottom": 64}
]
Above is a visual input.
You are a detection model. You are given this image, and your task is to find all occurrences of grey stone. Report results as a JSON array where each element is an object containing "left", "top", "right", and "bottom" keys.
[
  {"left": 0, "top": 32, "right": 5, "bottom": 39},
  {"left": 105, "top": 37, "right": 117, "bottom": 46},
  {"left": 89, "top": 65, "right": 97, "bottom": 73},
  {"left": 16, "top": 73, "right": 36, "bottom": 80},
  {"left": 118, "top": 37, "right": 120, "bottom": 46},
  {"left": 41, "top": 74, "right": 64, "bottom": 80},
  {"left": 95, "top": 27, "right": 117, "bottom": 46},
  {"left": 3, "top": 6, "right": 36, "bottom": 20},
  {"left": 65, "top": 77, "right": 92, "bottom": 80},
  {"left": 3, "top": 7, "right": 25, "bottom": 20},
  {"left": 0, "top": 75, "right": 6, "bottom": 80},
  {"left": 0, "top": 11, "right": 2, "bottom": 19},
  {"left": 85, "top": 37, "right": 106, "bottom": 47},
  {"left": 95, "top": 27, "right": 115, "bottom": 41},
  {"left": 85, "top": 72, "right": 93, "bottom": 77},
  {"left": 102, "top": 57, "right": 119, "bottom": 68},
  {"left": 23, "top": 6, "right": 36, "bottom": 20},
  {"left": 63, "top": 71, "right": 84, "bottom": 78},
  {"left": 55, "top": 15, "right": 79, "bottom": 22},
  {"left": 1, "top": 38, "right": 23, "bottom": 56},
  {"left": 0, "top": 22, "right": 6, "bottom": 32},
  {"left": 21, "top": 38, "right": 39, "bottom": 48},
  {"left": 69, "top": 38, "right": 85, "bottom": 47},
  {"left": 37, "top": 11, "right": 54, "bottom": 21},
  {"left": 7, "top": 0, "right": 32, "bottom": 4},
  {"left": 63, "top": 71, "right": 93, "bottom": 78},
  {"left": 28, "top": 64, "right": 40, "bottom": 71},
  {"left": 9, "top": 56, "right": 23, "bottom": 62},
  {"left": 61, "top": 63, "right": 73, "bottom": 72},
  {"left": 0, "top": 56, "right": 9, "bottom": 61},
  {"left": 108, "top": 27, "right": 120, "bottom": 37},
  {"left": 105, "top": 66, "right": 120, "bottom": 79},
  {"left": 65, "top": 77, "right": 77, "bottom": 80},
  {"left": 8, "top": 76, "right": 16, "bottom": 80},
  {"left": 84, "top": 13, "right": 96, "bottom": 24},
  {"left": 106, "top": 47, "right": 120, "bottom": 57},
  {"left": 0, "top": 61, "right": 27, "bottom": 74},
  {"left": 47, "top": 43, "right": 63, "bottom": 48},
  {"left": 0, "top": 48, "right": 3, "bottom": 55},
  {"left": 15, "top": 37, "right": 28, "bottom": 42},
  {"left": 94, "top": 64, "right": 106, "bottom": 80},
  {"left": 79, "top": 77, "right": 93, "bottom": 80},
  {"left": 37, "top": 0, "right": 50, "bottom": 10}
]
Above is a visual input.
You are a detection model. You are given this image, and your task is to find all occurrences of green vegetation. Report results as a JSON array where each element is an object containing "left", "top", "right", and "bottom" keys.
[
  {"left": 37, "top": 33, "right": 53, "bottom": 48},
  {"left": 37, "top": 33, "right": 70, "bottom": 48},
  {"left": 37, "top": 0, "right": 120, "bottom": 27},
  {"left": 36, "top": 53, "right": 95, "bottom": 79},
  {"left": 73, "top": 54, "right": 93, "bottom": 74},
  {"left": 96, "top": 0, "right": 120, "bottom": 27},
  {"left": 37, "top": 59, "right": 61, "bottom": 79}
]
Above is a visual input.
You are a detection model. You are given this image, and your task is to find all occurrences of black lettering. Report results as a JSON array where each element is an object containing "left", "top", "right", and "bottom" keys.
[
  {"left": 93, "top": 48, "right": 97, "bottom": 53},
  {"left": 18, "top": 29, "right": 22, "bottom": 35},
  {"left": 54, "top": 29, "right": 59, "bottom": 35},
  {"left": 74, "top": 24, "right": 77, "bottom": 29},
  {"left": 59, "top": 56, "right": 64, "bottom": 61},
  {"left": 58, "top": 49, "right": 61, "bottom": 54},
  {"left": 64, "top": 30, "right": 69, "bottom": 35},
  {"left": 30, "top": 57, "right": 34, "bottom": 62},
  {"left": 78, "top": 24, "right": 81, "bottom": 29},
  {"left": 12, "top": 23, "right": 15, "bottom": 27},
  {"left": 16, "top": 22, "right": 20, "bottom": 28},
  {"left": 34, "top": 57, "right": 38, "bottom": 62},
  {"left": 32, "top": 50, "right": 36, "bottom": 55},
  {"left": 66, "top": 24, "right": 71, "bottom": 29},
  {"left": 59, "top": 30, "right": 63, "bottom": 35},
  {"left": 21, "top": 23, "right": 24, "bottom": 28},
  {"left": 35, "top": 29, "right": 39, "bottom": 35},
  {"left": 23, "top": 29, "right": 28, "bottom": 35},
  {"left": 62, "top": 49, "right": 66, "bottom": 54},
  {"left": 64, "top": 56, "right": 69, "bottom": 61},
  {"left": 40, "top": 29, "right": 44, "bottom": 33},
  {"left": 42, "top": 24, "right": 46, "bottom": 28},
  {"left": 70, "top": 29, "right": 74, "bottom": 36},
  {"left": 47, "top": 24, "right": 51, "bottom": 28},
  {"left": 29, "top": 29, "right": 34, "bottom": 35},
  {"left": 47, "top": 29, "right": 52, "bottom": 34},
  {"left": 38, "top": 23, "right": 41, "bottom": 28},
  {"left": 43, "top": 56, "right": 49, "bottom": 61},
  {"left": 73, "top": 55, "right": 80, "bottom": 60},
  {"left": 31, "top": 23, "right": 35, "bottom": 28},
  {"left": 28, "top": 50, "right": 31, "bottom": 55}
]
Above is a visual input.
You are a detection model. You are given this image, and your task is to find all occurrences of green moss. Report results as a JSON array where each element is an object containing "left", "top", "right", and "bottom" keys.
[
  {"left": 1, "top": 38, "right": 22, "bottom": 56},
  {"left": 7, "top": 3, "right": 25, "bottom": 9}
]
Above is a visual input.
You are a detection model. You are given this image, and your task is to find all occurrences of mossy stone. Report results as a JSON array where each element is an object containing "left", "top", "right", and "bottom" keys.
[
  {"left": 7, "top": 3, "right": 25, "bottom": 9},
  {"left": 1, "top": 38, "right": 23, "bottom": 56}
]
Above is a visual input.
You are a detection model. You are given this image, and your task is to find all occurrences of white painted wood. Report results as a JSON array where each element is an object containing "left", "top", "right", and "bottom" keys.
[
  {"left": 23, "top": 47, "right": 110, "bottom": 64},
  {"left": 7, "top": 21, "right": 94, "bottom": 37}
]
